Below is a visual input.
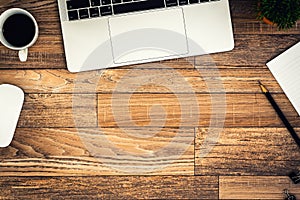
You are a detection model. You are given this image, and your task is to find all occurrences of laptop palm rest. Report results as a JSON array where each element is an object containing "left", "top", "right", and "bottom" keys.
[{"left": 108, "top": 8, "right": 188, "bottom": 64}]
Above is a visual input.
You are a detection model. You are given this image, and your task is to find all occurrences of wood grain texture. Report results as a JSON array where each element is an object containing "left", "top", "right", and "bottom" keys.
[
  {"left": 195, "top": 128, "right": 300, "bottom": 175},
  {"left": 0, "top": 176, "right": 218, "bottom": 199},
  {"left": 12, "top": 92, "right": 300, "bottom": 129},
  {"left": 0, "top": 67, "right": 284, "bottom": 94},
  {"left": 0, "top": 155, "right": 194, "bottom": 176},
  {"left": 220, "top": 176, "right": 300, "bottom": 199},
  {"left": 0, "top": 128, "right": 194, "bottom": 175},
  {"left": 98, "top": 93, "right": 300, "bottom": 128},
  {"left": 18, "top": 94, "right": 97, "bottom": 128},
  {"left": 1, "top": 0, "right": 300, "bottom": 198},
  {"left": 197, "top": 34, "right": 300, "bottom": 67}
]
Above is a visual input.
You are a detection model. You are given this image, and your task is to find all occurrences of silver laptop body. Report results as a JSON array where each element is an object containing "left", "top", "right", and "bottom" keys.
[{"left": 57, "top": 0, "right": 234, "bottom": 72}]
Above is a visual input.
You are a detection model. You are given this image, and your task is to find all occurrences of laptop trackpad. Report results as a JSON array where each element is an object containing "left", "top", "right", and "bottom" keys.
[{"left": 109, "top": 8, "right": 188, "bottom": 64}]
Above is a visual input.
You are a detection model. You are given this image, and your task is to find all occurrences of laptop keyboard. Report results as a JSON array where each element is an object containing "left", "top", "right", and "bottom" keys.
[{"left": 66, "top": 0, "right": 220, "bottom": 21}]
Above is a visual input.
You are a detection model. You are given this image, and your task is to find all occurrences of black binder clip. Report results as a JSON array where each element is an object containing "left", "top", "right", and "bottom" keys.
[{"left": 289, "top": 170, "right": 300, "bottom": 184}]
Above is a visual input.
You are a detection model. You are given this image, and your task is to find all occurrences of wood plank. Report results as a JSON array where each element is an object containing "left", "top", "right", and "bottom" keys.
[
  {"left": 0, "top": 155, "right": 194, "bottom": 176},
  {"left": 0, "top": 176, "right": 218, "bottom": 199},
  {"left": 6, "top": 92, "right": 299, "bottom": 129},
  {"left": 229, "top": 0, "right": 257, "bottom": 20},
  {"left": 18, "top": 94, "right": 97, "bottom": 128},
  {"left": 0, "top": 49, "right": 66, "bottom": 69},
  {"left": 98, "top": 93, "right": 300, "bottom": 128},
  {"left": 0, "top": 67, "right": 284, "bottom": 94},
  {"left": 196, "top": 34, "right": 300, "bottom": 67},
  {"left": 0, "top": 128, "right": 194, "bottom": 175},
  {"left": 195, "top": 128, "right": 300, "bottom": 175},
  {"left": 0, "top": 35, "right": 65, "bottom": 68},
  {"left": 220, "top": 176, "right": 300, "bottom": 199},
  {"left": 0, "top": 128, "right": 88, "bottom": 158},
  {"left": 233, "top": 19, "right": 300, "bottom": 35}
]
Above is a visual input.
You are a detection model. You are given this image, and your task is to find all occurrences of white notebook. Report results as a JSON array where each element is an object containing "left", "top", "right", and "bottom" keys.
[{"left": 267, "top": 41, "right": 300, "bottom": 116}]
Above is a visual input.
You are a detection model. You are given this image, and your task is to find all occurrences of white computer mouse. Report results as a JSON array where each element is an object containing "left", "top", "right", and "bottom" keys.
[{"left": 0, "top": 84, "right": 24, "bottom": 147}]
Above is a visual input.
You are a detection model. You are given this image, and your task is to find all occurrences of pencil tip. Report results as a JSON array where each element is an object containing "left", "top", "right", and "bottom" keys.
[
  {"left": 258, "top": 80, "right": 268, "bottom": 93},
  {"left": 258, "top": 80, "right": 262, "bottom": 85}
]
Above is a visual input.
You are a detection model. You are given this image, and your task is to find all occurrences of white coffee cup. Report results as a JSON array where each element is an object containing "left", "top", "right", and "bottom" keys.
[{"left": 0, "top": 8, "right": 38, "bottom": 62}]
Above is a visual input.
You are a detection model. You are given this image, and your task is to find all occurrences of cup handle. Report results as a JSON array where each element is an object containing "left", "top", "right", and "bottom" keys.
[{"left": 18, "top": 48, "right": 28, "bottom": 62}]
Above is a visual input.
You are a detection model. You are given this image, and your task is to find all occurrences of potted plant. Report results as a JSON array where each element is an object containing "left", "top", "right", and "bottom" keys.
[{"left": 258, "top": 0, "right": 300, "bottom": 30}]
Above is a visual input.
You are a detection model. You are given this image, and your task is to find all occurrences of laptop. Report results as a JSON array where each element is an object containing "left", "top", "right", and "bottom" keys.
[{"left": 57, "top": 0, "right": 234, "bottom": 72}]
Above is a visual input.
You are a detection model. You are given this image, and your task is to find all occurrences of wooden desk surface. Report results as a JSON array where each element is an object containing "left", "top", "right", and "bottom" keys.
[{"left": 1, "top": 0, "right": 300, "bottom": 199}]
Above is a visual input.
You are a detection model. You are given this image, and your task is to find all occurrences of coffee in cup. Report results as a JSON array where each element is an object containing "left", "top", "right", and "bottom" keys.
[{"left": 0, "top": 8, "right": 38, "bottom": 62}]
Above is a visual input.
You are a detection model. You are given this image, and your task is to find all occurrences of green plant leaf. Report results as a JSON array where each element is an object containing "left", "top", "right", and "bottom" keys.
[{"left": 257, "top": 0, "right": 300, "bottom": 29}]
